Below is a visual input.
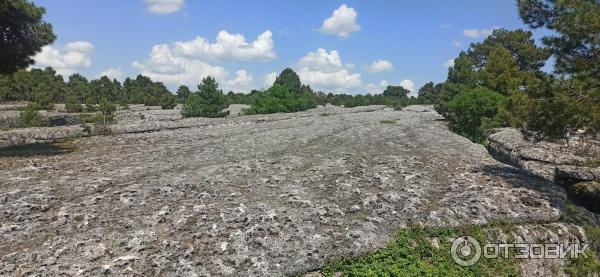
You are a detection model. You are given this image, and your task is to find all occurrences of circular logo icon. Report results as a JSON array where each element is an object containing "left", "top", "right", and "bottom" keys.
[{"left": 451, "top": 236, "right": 481, "bottom": 266}]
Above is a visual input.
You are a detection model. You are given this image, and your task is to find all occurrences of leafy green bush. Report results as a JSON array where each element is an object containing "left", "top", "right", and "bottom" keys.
[
  {"left": 65, "top": 94, "right": 83, "bottom": 113},
  {"left": 16, "top": 104, "right": 44, "bottom": 128},
  {"left": 143, "top": 95, "right": 159, "bottom": 106},
  {"left": 182, "top": 94, "right": 229, "bottom": 118},
  {"left": 181, "top": 77, "right": 229, "bottom": 118},
  {"left": 511, "top": 79, "right": 596, "bottom": 144},
  {"left": 446, "top": 87, "right": 506, "bottom": 143},
  {"left": 97, "top": 97, "right": 116, "bottom": 125},
  {"left": 32, "top": 91, "right": 54, "bottom": 111},
  {"left": 245, "top": 84, "right": 318, "bottom": 115},
  {"left": 85, "top": 96, "right": 97, "bottom": 112},
  {"left": 159, "top": 93, "right": 176, "bottom": 109}
]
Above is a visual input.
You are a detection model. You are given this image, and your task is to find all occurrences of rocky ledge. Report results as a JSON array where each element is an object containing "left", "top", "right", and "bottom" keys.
[
  {"left": 0, "top": 106, "right": 592, "bottom": 276},
  {"left": 488, "top": 128, "right": 600, "bottom": 213}
]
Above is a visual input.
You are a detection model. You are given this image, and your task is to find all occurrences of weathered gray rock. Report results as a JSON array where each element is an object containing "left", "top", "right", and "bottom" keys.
[
  {"left": 488, "top": 128, "right": 600, "bottom": 185},
  {"left": 127, "top": 104, "right": 163, "bottom": 111},
  {"left": 114, "top": 109, "right": 183, "bottom": 123},
  {"left": 0, "top": 102, "right": 29, "bottom": 111},
  {"left": 0, "top": 110, "right": 92, "bottom": 128},
  {"left": 486, "top": 223, "right": 589, "bottom": 277},
  {"left": 225, "top": 104, "right": 250, "bottom": 117},
  {"left": 0, "top": 125, "right": 86, "bottom": 146},
  {"left": 0, "top": 105, "right": 388, "bottom": 147},
  {"left": 0, "top": 105, "right": 570, "bottom": 276}
]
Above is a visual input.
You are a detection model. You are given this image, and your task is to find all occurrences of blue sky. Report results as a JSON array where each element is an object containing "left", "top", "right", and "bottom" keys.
[{"left": 30, "top": 0, "right": 550, "bottom": 94}]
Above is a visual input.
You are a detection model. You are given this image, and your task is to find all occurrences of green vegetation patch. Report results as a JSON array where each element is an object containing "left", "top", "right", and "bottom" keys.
[
  {"left": 318, "top": 224, "right": 519, "bottom": 277},
  {"left": 182, "top": 77, "right": 229, "bottom": 118},
  {"left": 16, "top": 105, "right": 45, "bottom": 128},
  {"left": 445, "top": 87, "right": 506, "bottom": 144},
  {"left": 561, "top": 224, "right": 600, "bottom": 276},
  {"left": 564, "top": 250, "right": 600, "bottom": 276}
]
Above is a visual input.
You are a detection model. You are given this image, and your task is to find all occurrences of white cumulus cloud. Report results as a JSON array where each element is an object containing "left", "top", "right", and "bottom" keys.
[
  {"left": 296, "top": 48, "right": 362, "bottom": 90},
  {"left": 132, "top": 30, "right": 275, "bottom": 88},
  {"left": 145, "top": 0, "right": 185, "bottom": 14},
  {"left": 463, "top": 28, "right": 494, "bottom": 38},
  {"left": 173, "top": 30, "right": 276, "bottom": 61},
  {"left": 451, "top": 40, "right": 462, "bottom": 48},
  {"left": 365, "top": 80, "right": 389, "bottom": 94},
  {"left": 366, "top": 60, "right": 393, "bottom": 73},
  {"left": 263, "top": 72, "right": 277, "bottom": 88},
  {"left": 133, "top": 44, "right": 228, "bottom": 87},
  {"left": 98, "top": 67, "right": 124, "bottom": 80},
  {"left": 299, "top": 48, "right": 343, "bottom": 71},
  {"left": 32, "top": 41, "right": 94, "bottom": 77},
  {"left": 400, "top": 80, "right": 415, "bottom": 94},
  {"left": 444, "top": 59, "right": 455, "bottom": 68},
  {"left": 320, "top": 4, "right": 361, "bottom": 38},
  {"left": 223, "top": 70, "right": 255, "bottom": 93}
]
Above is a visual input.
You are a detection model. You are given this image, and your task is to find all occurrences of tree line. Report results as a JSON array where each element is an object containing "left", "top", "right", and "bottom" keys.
[
  {"left": 4, "top": 0, "right": 597, "bottom": 147},
  {"left": 0, "top": 68, "right": 177, "bottom": 110},
  {"left": 414, "top": 0, "right": 599, "bottom": 146},
  {"left": 179, "top": 68, "right": 421, "bottom": 118}
]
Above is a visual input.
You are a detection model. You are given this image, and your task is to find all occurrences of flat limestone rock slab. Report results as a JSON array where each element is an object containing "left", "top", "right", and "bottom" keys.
[{"left": 0, "top": 105, "right": 565, "bottom": 276}]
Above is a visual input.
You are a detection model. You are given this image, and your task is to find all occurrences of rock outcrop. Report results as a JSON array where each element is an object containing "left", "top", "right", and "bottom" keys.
[
  {"left": 0, "top": 106, "right": 575, "bottom": 276},
  {"left": 488, "top": 128, "right": 600, "bottom": 185},
  {"left": 0, "top": 105, "right": 386, "bottom": 148},
  {"left": 0, "top": 111, "right": 90, "bottom": 128},
  {"left": 488, "top": 128, "right": 600, "bottom": 214}
]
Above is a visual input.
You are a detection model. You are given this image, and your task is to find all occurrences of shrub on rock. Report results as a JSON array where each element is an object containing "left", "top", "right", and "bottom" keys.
[
  {"left": 85, "top": 96, "right": 97, "bottom": 112},
  {"left": 65, "top": 94, "right": 83, "bottom": 113},
  {"left": 159, "top": 93, "right": 176, "bottom": 109},
  {"left": 446, "top": 87, "right": 506, "bottom": 143},
  {"left": 245, "top": 84, "right": 318, "bottom": 115},
  {"left": 32, "top": 91, "right": 54, "bottom": 111},
  {"left": 16, "top": 104, "right": 44, "bottom": 127},
  {"left": 182, "top": 77, "right": 229, "bottom": 118},
  {"left": 98, "top": 97, "right": 116, "bottom": 125}
]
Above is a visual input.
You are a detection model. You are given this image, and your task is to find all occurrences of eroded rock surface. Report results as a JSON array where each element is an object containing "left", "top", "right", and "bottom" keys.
[
  {"left": 0, "top": 106, "right": 566, "bottom": 276},
  {"left": 488, "top": 128, "right": 600, "bottom": 185}
]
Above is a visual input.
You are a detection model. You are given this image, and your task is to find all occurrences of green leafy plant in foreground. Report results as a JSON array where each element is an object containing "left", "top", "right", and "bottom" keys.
[
  {"left": 319, "top": 225, "right": 519, "bottom": 277},
  {"left": 564, "top": 250, "right": 600, "bottom": 277}
]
